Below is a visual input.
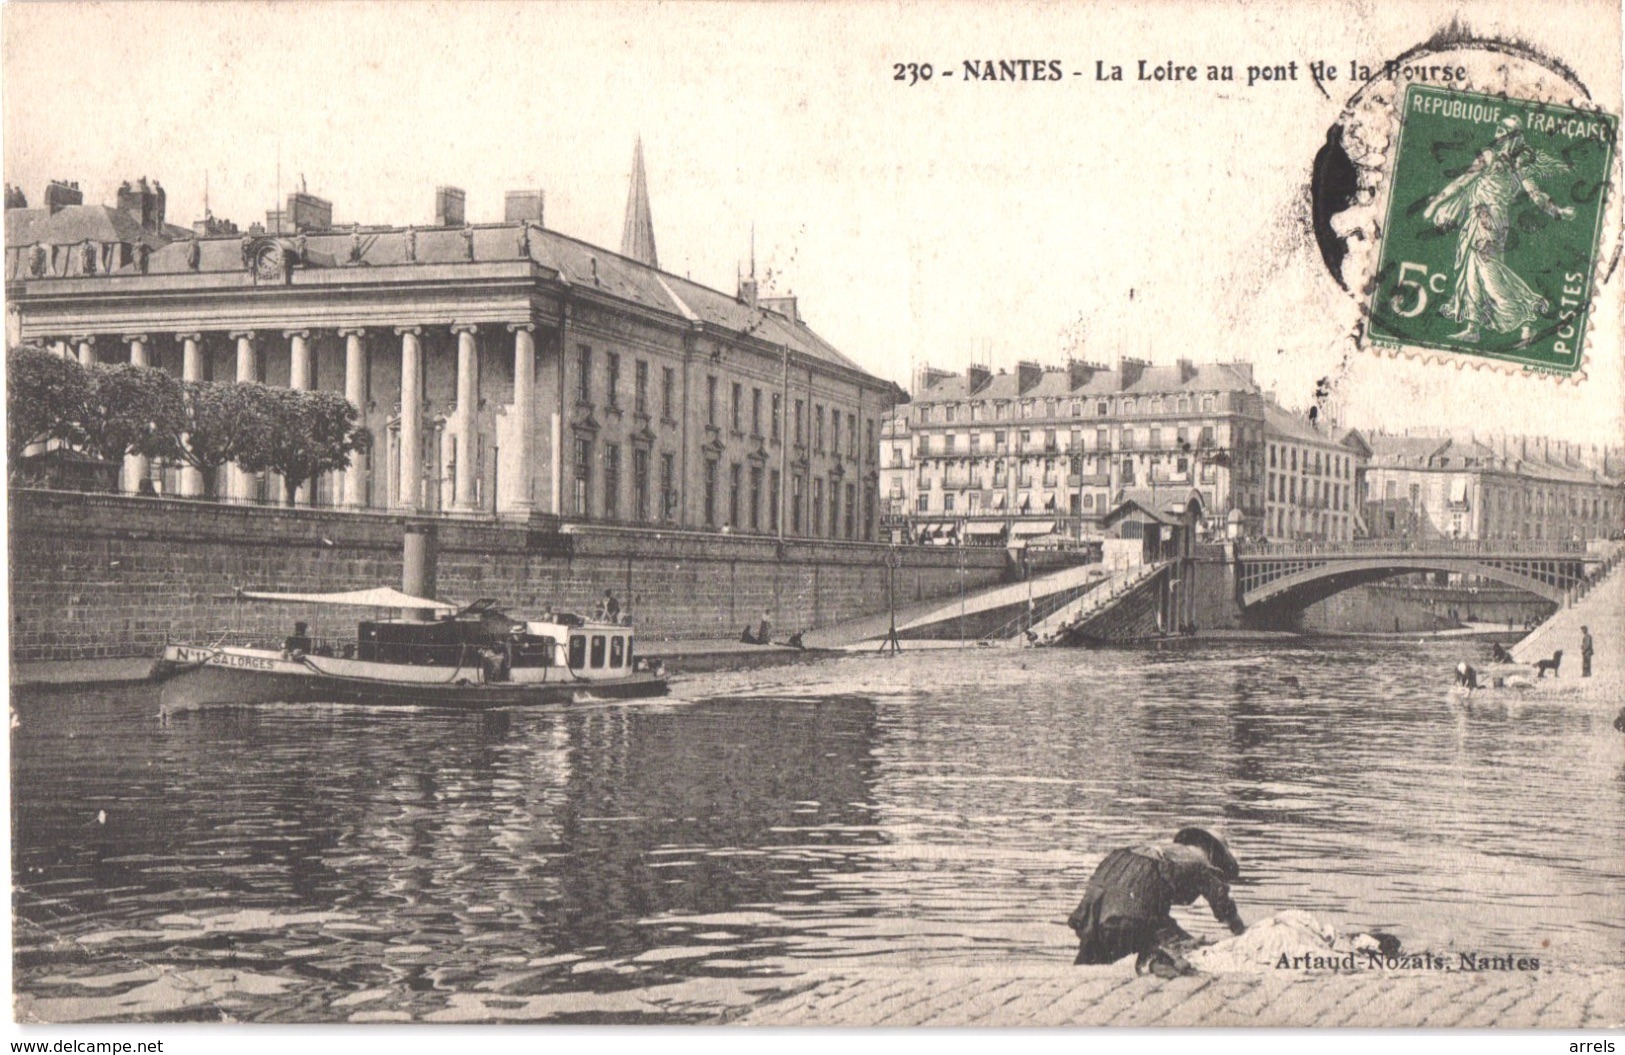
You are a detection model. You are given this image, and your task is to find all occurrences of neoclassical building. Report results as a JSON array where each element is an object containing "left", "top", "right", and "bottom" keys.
[{"left": 5, "top": 149, "right": 901, "bottom": 542}]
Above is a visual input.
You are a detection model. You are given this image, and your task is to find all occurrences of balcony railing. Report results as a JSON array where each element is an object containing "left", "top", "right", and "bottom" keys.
[{"left": 1237, "top": 537, "right": 1590, "bottom": 557}]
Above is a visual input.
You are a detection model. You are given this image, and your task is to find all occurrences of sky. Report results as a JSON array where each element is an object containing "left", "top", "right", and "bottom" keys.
[{"left": 4, "top": 0, "right": 1621, "bottom": 444}]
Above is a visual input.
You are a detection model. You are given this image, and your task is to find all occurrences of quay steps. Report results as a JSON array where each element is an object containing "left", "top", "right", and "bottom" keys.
[
  {"left": 1511, "top": 546, "right": 1624, "bottom": 672},
  {"left": 1045, "top": 562, "right": 1172, "bottom": 645}
]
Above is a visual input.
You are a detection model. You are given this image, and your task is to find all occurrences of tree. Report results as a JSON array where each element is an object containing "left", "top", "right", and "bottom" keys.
[
  {"left": 7, "top": 345, "right": 94, "bottom": 476},
  {"left": 81, "top": 363, "right": 186, "bottom": 466},
  {"left": 171, "top": 381, "right": 266, "bottom": 494},
  {"left": 234, "top": 385, "right": 370, "bottom": 504}
]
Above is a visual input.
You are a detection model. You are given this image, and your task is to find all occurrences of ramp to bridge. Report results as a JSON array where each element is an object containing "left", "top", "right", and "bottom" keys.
[
  {"left": 1511, "top": 552, "right": 1624, "bottom": 674},
  {"left": 877, "top": 560, "right": 1110, "bottom": 642},
  {"left": 1031, "top": 561, "right": 1168, "bottom": 640}
]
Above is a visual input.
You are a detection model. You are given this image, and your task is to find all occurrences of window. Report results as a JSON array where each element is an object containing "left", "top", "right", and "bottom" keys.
[
  {"left": 1045, "top": 429, "right": 1057, "bottom": 451},
  {"left": 1201, "top": 425, "right": 1215, "bottom": 446},
  {"left": 609, "top": 635, "right": 625, "bottom": 668},
  {"left": 731, "top": 382, "right": 743, "bottom": 432},
  {"left": 771, "top": 394, "right": 782, "bottom": 442},
  {"left": 1096, "top": 428, "right": 1109, "bottom": 451},
  {"left": 633, "top": 448, "right": 650, "bottom": 521},
  {"left": 1122, "top": 458, "right": 1136, "bottom": 484},
  {"left": 916, "top": 494, "right": 929, "bottom": 513},
  {"left": 729, "top": 462, "right": 742, "bottom": 526},
  {"left": 945, "top": 434, "right": 956, "bottom": 453},
  {"left": 1124, "top": 399, "right": 1136, "bottom": 415},
  {"left": 660, "top": 453, "right": 677, "bottom": 520},
  {"left": 1269, "top": 445, "right": 1277, "bottom": 468},
  {"left": 829, "top": 476, "right": 840, "bottom": 534},
  {"left": 603, "top": 443, "right": 620, "bottom": 519},
  {"left": 995, "top": 402, "right": 1007, "bottom": 420},
  {"left": 751, "top": 388, "right": 762, "bottom": 436},
  {"left": 576, "top": 346, "right": 592, "bottom": 404},
  {"left": 1121, "top": 428, "right": 1135, "bottom": 449},
  {"left": 995, "top": 430, "right": 1007, "bottom": 450},
  {"left": 815, "top": 405, "right": 825, "bottom": 451},
  {"left": 866, "top": 419, "right": 875, "bottom": 459},
  {"left": 944, "top": 493, "right": 955, "bottom": 513},
  {"left": 703, "top": 460, "right": 719, "bottom": 526},
  {"left": 769, "top": 469, "right": 781, "bottom": 531},
  {"left": 831, "top": 409, "right": 841, "bottom": 456},
  {"left": 813, "top": 477, "right": 825, "bottom": 535},
  {"left": 849, "top": 414, "right": 858, "bottom": 456},
  {"left": 1149, "top": 427, "right": 1161, "bottom": 449},
  {"left": 1021, "top": 401, "right": 1033, "bottom": 419},
  {"left": 793, "top": 474, "right": 805, "bottom": 532},
  {"left": 573, "top": 436, "right": 592, "bottom": 516},
  {"left": 969, "top": 433, "right": 981, "bottom": 455},
  {"left": 635, "top": 359, "right": 649, "bottom": 415},
  {"left": 707, "top": 376, "right": 718, "bottom": 426},
  {"left": 606, "top": 353, "right": 620, "bottom": 407},
  {"left": 1097, "top": 401, "right": 1109, "bottom": 416},
  {"left": 1201, "top": 396, "right": 1215, "bottom": 413},
  {"left": 749, "top": 466, "right": 763, "bottom": 530},
  {"left": 795, "top": 400, "right": 805, "bottom": 446},
  {"left": 662, "top": 367, "right": 675, "bottom": 420},
  {"left": 945, "top": 405, "right": 957, "bottom": 423},
  {"left": 590, "top": 635, "right": 606, "bottom": 669},
  {"left": 863, "top": 484, "right": 874, "bottom": 540},
  {"left": 569, "top": 635, "right": 586, "bottom": 668},
  {"left": 971, "top": 403, "right": 982, "bottom": 422}
]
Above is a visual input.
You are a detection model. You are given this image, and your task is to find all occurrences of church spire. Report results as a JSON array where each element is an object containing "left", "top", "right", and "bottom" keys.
[{"left": 620, "top": 137, "right": 658, "bottom": 268}]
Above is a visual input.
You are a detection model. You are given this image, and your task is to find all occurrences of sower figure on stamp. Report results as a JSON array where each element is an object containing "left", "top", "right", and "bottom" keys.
[
  {"left": 1422, "top": 115, "right": 1574, "bottom": 344},
  {"left": 1068, "top": 827, "right": 1245, "bottom": 977}
]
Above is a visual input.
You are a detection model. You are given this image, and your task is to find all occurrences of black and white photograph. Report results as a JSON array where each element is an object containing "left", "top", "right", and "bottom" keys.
[{"left": 4, "top": 0, "right": 1622, "bottom": 1041}]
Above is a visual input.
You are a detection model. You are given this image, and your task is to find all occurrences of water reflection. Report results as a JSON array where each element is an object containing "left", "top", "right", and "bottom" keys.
[{"left": 12, "top": 638, "right": 1624, "bottom": 1022}]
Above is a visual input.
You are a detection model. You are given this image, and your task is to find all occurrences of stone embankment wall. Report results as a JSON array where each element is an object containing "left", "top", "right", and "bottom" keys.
[
  {"left": 1300, "top": 584, "right": 1552, "bottom": 633},
  {"left": 8, "top": 490, "right": 1009, "bottom": 661}
]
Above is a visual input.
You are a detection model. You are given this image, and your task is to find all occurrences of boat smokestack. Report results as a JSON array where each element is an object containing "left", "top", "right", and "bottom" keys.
[{"left": 402, "top": 520, "right": 439, "bottom": 621}]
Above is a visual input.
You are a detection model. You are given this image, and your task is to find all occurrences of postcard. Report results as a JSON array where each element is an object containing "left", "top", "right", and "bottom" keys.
[{"left": 5, "top": 0, "right": 1621, "bottom": 1032}]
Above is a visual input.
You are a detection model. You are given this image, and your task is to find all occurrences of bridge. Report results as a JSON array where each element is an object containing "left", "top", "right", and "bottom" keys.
[{"left": 1235, "top": 538, "right": 1606, "bottom": 614}]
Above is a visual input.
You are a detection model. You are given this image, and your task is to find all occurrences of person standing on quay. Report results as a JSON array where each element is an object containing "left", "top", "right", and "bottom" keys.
[{"left": 1581, "top": 625, "right": 1593, "bottom": 678}]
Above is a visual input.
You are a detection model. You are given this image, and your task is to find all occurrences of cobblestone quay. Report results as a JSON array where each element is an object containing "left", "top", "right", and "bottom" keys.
[{"left": 731, "top": 965, "right": 1625, "bottom": 1028}]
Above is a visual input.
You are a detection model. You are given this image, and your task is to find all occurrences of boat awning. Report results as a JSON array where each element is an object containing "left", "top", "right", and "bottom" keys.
[
  {"left": 965, "top": 522, "right": 1006, "bottom": 536},
  {"left": 237, "top": 587, "right": 460, "bottom": 612},
  {"left": 1011, "top": 521, "right": 1056, "bottom": 537}
]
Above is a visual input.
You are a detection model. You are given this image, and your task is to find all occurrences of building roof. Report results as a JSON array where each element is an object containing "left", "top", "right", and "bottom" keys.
[
  {"left": 5, "top": 204, "right": 182, "bottom": 249},
  {"left": 916, "top": 361, "right": 1257, "bottom": 402},
  {"left": 1366, "top": 433, "right": 1450, "bottom": 465},
  {"left": 1262, "top": 399, "right": 1355, "bottom": 451},
  {"left": 7, "top": 219, "right": 871, "bottom": 378},
  {"left": 1105, "top": 486, "right": 1205, "bottom": 526}
]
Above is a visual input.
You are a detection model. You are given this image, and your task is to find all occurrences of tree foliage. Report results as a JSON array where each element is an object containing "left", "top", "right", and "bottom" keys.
[
  {"left": 7, "top": 345, "right": 94, "bottom": 472},
  {"left": 233, "top": 385, "right": 371, "bottom": 503},
  {"left": 172, "top": 381, "right": 264, "bottom": 487},
  {"left": 81, "top": 363, "right": 186, "bottom": 464}
]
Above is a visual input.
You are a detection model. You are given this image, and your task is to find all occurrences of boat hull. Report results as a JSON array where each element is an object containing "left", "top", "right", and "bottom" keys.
[{"left": 153, "top": 646, "right": 668, "bottom": 710}]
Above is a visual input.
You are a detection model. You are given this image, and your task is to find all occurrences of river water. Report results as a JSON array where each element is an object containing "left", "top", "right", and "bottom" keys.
[{"left": 12, "top": 639, "right": 1624, "bottom": 1022}]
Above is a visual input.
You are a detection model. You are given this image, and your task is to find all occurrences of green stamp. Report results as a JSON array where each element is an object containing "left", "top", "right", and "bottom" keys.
[{"left": 1368, "top": 84, "right": 1617, "bottom": 373}]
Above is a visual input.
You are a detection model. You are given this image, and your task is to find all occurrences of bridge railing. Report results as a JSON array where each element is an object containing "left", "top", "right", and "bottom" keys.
[{"left": 1236, "top": 537, "right": 1591, "bottom": 558}]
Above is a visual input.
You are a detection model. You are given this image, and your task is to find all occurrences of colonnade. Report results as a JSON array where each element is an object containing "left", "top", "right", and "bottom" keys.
[{"left": 51, "top": 322, "right": 538, "bottom": 515}]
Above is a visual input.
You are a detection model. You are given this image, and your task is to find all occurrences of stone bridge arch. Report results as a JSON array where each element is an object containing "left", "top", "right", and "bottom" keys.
[{"left": 1240, "top": 556, "right": 1579, "bottom": 614}]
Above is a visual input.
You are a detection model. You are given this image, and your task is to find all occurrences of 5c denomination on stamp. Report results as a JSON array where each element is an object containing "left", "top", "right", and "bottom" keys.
[{"left": 1368, "top": 85, "right": 1616, "bottom": 374}]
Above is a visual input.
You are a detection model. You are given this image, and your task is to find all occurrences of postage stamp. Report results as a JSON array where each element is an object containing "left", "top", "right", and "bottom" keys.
[{"left": 1367, "top": 85, "right": 1618, "bottom": 373}]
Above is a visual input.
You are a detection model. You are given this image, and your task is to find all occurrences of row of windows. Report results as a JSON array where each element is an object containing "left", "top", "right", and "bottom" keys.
[
  {"left": 570, "top": 435, "right": 874, "bottom": 539},
  {"left": 573, "top": 345, "right": 877, "bottom": 461},
  {"left": 1268, "top": 443, "right": 1355, "bottom": 481},
  {"left": 919, "top": 393, "right": 1223, "bottom": 424},
  {"left": 1267, "top": 472, "right": 1353, "bottom": 512},
  {"left": 1268, "top": 508, "right": 1355, "bottom": 542},
  {"left": 912, "top": 424, "right": 1222, "bottom": 456}
]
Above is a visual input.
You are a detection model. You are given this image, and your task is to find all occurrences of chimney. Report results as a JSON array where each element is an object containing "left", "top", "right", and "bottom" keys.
[
  {"left": 1068, "top": 359, "right": 1107, "bottom": 389},
  {"left": 760, "top": 295, "right": 800, "bottom": 323},
  {"left": 504, "top": 189, "right": 544, "bottom": 226},
  {"left": 1117, "top": 356, "right": 1149, "bottom": 391},
  {"left": 1176, "top": 357, "right": 1196, "bottom": 383},
  {"left": 435, "top": 186, "right": 466, "bottom": 227},
  {"left": 4, "top": 184, "right": 27, "bottom": 210},
  {"left": 285, "top": 190, "right": 332, "bottom": 232},
  {"left": 737, "top": 267, "right": 758, "bottom": 309},
  {"left": 44, "top": 180, "right": 82, "bottom": 214},
  {"left": 116, "top": 177, "right": 168, "bottom": 231},
  {"left": 915, "top": 365, "right": 955, "bottom": 393},
  {"left": 966, "top": 362, "right": 992, "bottom": 394},
  {"left": 1016, "top": 360, "right": 1043, "bottom": 393}
]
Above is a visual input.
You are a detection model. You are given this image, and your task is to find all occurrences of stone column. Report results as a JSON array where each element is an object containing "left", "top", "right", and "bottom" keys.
[
  {"left": 340, "top": 329, "right": 367, "bottom": 508},
  {"left": 123, "top": 335, "right": 150, "bottom": 494},
  {"left": 75, "top": 335, "right": 96, "bottom": 366},
  {"left": 507, "top": 323, "right": 536, "bottom": 515},
  {"left": 397, "top": 326, "right": 423, "bottom": 512},
  {"left": 178, "top": 333, "right": 205, "bottom": 497},
  {"left": 451, "top": 323, "right": 479, "bottom": 512},
  {"left": 230, "top": 331, "right": 257, "bottom": 501},
  {"left": 285, "top": 329, "right": 312, "bottom": 506}
]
